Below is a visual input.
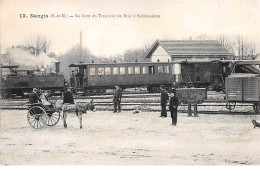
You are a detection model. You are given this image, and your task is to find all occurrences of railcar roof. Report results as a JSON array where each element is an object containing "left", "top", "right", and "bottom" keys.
[
  {"left": 69, "top": 62, "right": 174, "bottom": 67},
  {"left": 214, "top": 60, "right": 260, "bottom": 65},
  {"left": 69, "top": 60, "right": 260, "bottom": 67},
  {"left": 228, "top": 73, "right": 259, "bottom": 77}
]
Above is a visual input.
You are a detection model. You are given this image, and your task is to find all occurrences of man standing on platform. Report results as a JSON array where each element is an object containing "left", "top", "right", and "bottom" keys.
[
  {"left": 160, "top": 85, "right": 169, "bottom": 117},
  {"left": 70, "top": 70, "right": 76, "bottom": 87},
  {"left": 169, "top": 89, "right": 179, "bottom": 126},
  {"left": 113, "top": 85, "right": 122, "bottom": 113}
]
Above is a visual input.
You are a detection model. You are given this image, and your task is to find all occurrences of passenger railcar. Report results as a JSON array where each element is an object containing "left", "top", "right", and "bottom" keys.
[
  {"left": 69, "top": 60, "right": 260, "bottom": 95},
  {"left": 173, "top": 61, "right": 228, "bottom": 90},
  {"left": 174, "top": 60, "right": 260, "bottom": 91},
  {"left": 69, "top": 62, "right": 174, "bottom": 94}
]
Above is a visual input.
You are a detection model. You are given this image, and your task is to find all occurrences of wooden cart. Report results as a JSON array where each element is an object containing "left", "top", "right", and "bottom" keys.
[{"left": 26, "top": 103, "right": 61, "bottom": 129}]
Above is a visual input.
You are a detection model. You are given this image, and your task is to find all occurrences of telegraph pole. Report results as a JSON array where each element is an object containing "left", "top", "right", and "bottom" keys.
[{"left": 80, "top": 31, "right": 83, "bottom": 63}]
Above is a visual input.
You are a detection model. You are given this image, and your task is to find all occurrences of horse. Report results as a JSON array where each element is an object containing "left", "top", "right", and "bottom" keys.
[{"left": 55, "top": 99, "right": 96, "bottom": 129}]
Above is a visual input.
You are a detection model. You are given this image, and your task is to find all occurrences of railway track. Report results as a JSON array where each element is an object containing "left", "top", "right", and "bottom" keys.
[
  {"left": 1, "top": 91, "right": 257, "bottom": 115},
  {"left": 0, "top": 105, "right": 256, "bottom": 115},
  {"left": 2, "top": 91, "right": 225, "bottom": 100}
]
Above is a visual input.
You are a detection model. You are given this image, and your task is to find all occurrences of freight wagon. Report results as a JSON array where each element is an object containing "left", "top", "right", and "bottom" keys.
[{"left": 225, "top": 74, "right": 260, "bottom": 113}]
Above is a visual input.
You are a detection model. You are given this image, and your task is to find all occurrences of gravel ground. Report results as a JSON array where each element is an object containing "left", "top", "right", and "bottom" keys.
[{"left": 1, "top": 109, "right": 260, "bottom": 165}]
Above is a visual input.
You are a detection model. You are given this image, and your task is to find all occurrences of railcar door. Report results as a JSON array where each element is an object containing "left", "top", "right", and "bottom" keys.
[
  {"left": 84, "top": 66, "right": 88, "bottom": 87},
  {"left": 79, "top": 66, "right": 84, "bottom": 87}
]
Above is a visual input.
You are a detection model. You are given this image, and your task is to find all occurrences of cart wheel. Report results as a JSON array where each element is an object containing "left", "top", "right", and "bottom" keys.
[
  {"left": 226, "top": 102, "right": 236, "bottom": 111},
  {"left": 27, "top": 106, "right": 48, "bottom": 129},
  {"left": 43, "top": 111, "right": 60, "bottom": 126},
  {"left": 253, "top": 102, "right": 260, "bottom": 114}
]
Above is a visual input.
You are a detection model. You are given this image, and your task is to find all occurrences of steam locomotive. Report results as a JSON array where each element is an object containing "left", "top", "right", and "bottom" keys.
[{"left": 1, "top": 64, "right": 64, "bottom": 98}]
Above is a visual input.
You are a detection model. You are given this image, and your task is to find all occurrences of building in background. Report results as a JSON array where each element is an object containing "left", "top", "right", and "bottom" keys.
[{"left": 145, "top": 40, "right": 234, "bottom": 82}]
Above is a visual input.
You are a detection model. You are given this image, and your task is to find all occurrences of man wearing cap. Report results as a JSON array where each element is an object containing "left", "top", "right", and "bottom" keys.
[
  {"left": 113, "top": 85, "right": 122, "bottom": 113},
  {"left": 160, "top": 85, "right": 169, "bottom": 117},
  {"left": 29, "top": 88, "right": 42, "bottom": 104},
  {"left": 169, "top": 89, "right": 179, "bottom": 126},
  {"left": 63, "top": 87, "right": 74, "bottom": 104}
]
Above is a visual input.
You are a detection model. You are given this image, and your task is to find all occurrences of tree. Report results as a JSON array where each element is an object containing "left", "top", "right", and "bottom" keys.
[
  {"left": 233, "top": 35, "right": 258, "bottom": 60},
  {"left": 48, "top": 52, "right": 57, "bottom": 58},
  {"left": 22, "top": 34, "right": 51, "bottom": 56},
  {"left": 123, "top": 43, "right": 152, "bottom": 62},
  {"left": 217, "top": 35, "right": 234, "bottom": 54},
  {"left": 58, "top": 44, "right": 98, "bottom": 80},
  {"left": 247, "top": 42, "right": 257, "bottom": 58}
]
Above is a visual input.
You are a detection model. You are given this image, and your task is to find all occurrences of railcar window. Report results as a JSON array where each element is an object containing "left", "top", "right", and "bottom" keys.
[
  {"left": 120, "top": 67, "right": 126, "bottom": 75},
  {"left": 135, "top": 66, "right": 141, "bottom": 74},
  {"left": 164, "top": 66, "right": 170, "bottom": 73},
  {"left": 143, "top": 66, "right": 149, "bottom": 74},
  {"left": 98, "top": 67, "right": 104, "bottom": 75},
  {"left": 105, "top": 67, "right": 111, "bottom": 75},
  {"left": 128, "top": 67, "right": 134, "bottom": 74},
  {"left": 149, "top": 66, "right": 155, "bottom": 74},
  {"left": 158, "top": 66, "right": 164, "bottom": 74},
  {"left": 90, "top": 67, "right": 96, "bottom": 75},
  {"left": 113, "top": 67, "right": 119, "bottom": 75}
]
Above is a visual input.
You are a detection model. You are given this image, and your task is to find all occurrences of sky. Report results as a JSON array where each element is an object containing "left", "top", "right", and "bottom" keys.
[{"left": 1, "top": 0, "right": 260, "bottom": 57}]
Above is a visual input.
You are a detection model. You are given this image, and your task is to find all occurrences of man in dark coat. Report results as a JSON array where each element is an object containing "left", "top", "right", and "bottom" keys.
[
  {"left": 29, "top": 88, "right": 42, "bottom": 104},
  {"left": 70, "top": 70, "right": 76, "bottom": 87},
  {"left": 75, "top": 69, "right": 83, "bottom": 86},
  {"left": 160, "top": 85, "right": 169, "bottom": 117},
  {"left": 28, "top": 88, "right": 52, "bottom": 111},
  {"left": 169, "top": 90, "right": 179, "bottom": 126},
  {"left": 113, "top": 85, "right": 122, "bottom": 113},
  {"left": 63, "top": 87, "right": 74, "bottom": 104}
]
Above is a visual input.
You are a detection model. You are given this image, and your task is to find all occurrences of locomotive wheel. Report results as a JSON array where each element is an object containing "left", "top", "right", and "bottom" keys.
[
  {"left": 253, "top": 102, "right": 260, "bottom": 114},
  {"left": 226, "top": 102, "right": 236, "bottom": 111},
  {"left": 27, "top": 106, "right": 48, "bottom": 129},
  {"left": 42, "top": 111, "right": 60, "bottom": 126}
]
